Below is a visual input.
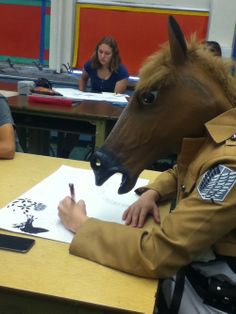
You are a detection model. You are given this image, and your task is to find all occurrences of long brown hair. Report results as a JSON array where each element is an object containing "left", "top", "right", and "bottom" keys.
[{"left": 91, "top": 36, "right": 121, "bottom": 73}]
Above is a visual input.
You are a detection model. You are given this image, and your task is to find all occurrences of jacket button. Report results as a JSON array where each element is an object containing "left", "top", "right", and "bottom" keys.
[
  {"left": 181, "top": 185, "right": 186, "bottom": 192},
  {"left": 231, "top": 134, "right": 236, "bottom": 141},
  {"left": 223, "top": 296, "right": 230, "bottom": 304}
]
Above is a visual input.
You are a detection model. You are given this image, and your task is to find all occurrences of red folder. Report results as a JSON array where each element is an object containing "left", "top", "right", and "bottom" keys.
[{"left": 28, "top": 94, "right": 73, "bottom": 107}]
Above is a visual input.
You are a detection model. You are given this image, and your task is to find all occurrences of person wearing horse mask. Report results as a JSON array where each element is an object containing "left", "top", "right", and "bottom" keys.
[{"left": 58, "top": 17, "right": 236, "bottom": 314}]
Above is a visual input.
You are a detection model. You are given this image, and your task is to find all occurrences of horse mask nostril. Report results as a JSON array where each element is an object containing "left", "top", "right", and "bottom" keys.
[
  {"left": 90, "top": 155, "right": 101, "bottom": 170},
  {"left": 94, "top": 158, "right": 102, "bottom": 169},
  {"left": 90, "top": 149, "right": 131, "bottom": 191}
]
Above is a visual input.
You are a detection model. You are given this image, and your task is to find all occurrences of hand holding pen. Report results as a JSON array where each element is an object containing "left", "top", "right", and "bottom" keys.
[{"left": 58, "top": 183, "right": 88, "bottom": 233}]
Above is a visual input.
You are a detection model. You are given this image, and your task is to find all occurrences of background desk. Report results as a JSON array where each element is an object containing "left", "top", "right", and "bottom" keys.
[
  {"left": 1, "top": 82, "right": 124, "bottom": 155},
  {"left": 0, "top": 153, "right": 160, "bottom": 314}
]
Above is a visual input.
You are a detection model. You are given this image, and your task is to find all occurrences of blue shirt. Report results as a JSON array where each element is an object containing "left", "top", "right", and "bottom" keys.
[{"left": 84, "top": 60, "right": 129, "bottom": 93}]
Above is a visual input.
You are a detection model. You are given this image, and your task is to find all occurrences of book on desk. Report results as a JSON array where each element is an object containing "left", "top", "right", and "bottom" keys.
[{"left": 28, "top": 88, "right": 129, "bottom": 107}]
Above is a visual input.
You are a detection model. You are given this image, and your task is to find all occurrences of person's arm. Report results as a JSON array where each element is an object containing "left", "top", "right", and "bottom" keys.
[
  {"left": 122, "top": 189, "right": 160, "bottom": 227},
  {"left": 0, "top": 97, "right": 16, "bottom": 159},
  {"left": 122, "top": 166, "right": 178, "bottom": 227},
  {"left": 58, "top": 198, "right": 88, "bottom": 231},
  {"left": 59, "top": 162, "right": 236, "bottom": 279},
  {"left": 114, "top": 64, "right": 129, "bottom": 94},
  {"left": 114, "top": 78, "right": 128, "bottom": 94},
  {"left": 0, "top": 123, "right": 15, "bottom": 159},
  {"left": 58, "top": 167, "right": 180, "bottom": 278},
  {"left": 78, "top": 70, "right": 89, "bottom": 91}
]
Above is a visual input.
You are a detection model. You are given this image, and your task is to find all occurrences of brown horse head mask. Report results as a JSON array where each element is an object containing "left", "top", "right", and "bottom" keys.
[{"left": 91, "top": 16, "right": 235, "bottom": 194}]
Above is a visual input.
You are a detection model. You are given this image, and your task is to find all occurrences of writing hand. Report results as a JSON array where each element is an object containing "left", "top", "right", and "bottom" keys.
[
  {"left": 122, "top": 190, "right": 160, "bottom": 228},
  {"left": 58, "top": 196, "right": 88, "bottom": 233}
]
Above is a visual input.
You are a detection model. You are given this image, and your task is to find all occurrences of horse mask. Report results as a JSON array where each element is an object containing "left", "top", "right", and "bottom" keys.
[{"left": 90, "top": 16, "right": 234, "bottom": 194}]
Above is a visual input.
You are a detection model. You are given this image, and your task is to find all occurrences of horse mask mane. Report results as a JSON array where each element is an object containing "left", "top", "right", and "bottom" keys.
[
  {"left": 91, "top": 16, "right": 236, "bottom": 194},
  {"left": 137, "top": 17, "right": 236, "bottom": 107}
]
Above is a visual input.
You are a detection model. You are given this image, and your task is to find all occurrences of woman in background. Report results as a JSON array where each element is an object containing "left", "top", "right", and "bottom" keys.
[
  {"left": 79, "top": 36, "right": 129, "bottom": 94},
  {"left": 59, "top": 37, "right": 129, "bottom": 159}
]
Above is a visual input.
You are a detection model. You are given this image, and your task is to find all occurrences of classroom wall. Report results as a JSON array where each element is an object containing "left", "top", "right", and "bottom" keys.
[
  {"left": 49, "top": 0, "right": 75, "bottom": 72},
  {"left": 49, "top": 0, "right": 210, "bottom": 72},
  {"left": 0, "top": 0, "right": 51, "bottom": 65},
  {"left": 73, "top": 4, "right": 209, "bottom": 75},
  {"left": 78, "top": 0, "right": 210, "bottom": 10},
  {"left": 75, "top": 0, "right": 236, "bottom": 58},
  {"left": 49, "top": 0, "right": 236, "bottom": 73},
  {"left": 2, "top": 0, "right": 233, "bottom": 71},
  {"left": 208, "top": 0, "right": 236, "bottom": 57}
]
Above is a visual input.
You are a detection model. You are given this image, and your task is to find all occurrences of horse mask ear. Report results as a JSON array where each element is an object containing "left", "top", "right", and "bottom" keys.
[{"left": 168, "top": 16, "right": 187, "bottom": 65}]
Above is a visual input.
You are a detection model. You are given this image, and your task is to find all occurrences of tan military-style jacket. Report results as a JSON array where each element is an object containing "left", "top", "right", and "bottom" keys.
[{"left": 70, "top": 108, "right": 236, "bottom": 279}]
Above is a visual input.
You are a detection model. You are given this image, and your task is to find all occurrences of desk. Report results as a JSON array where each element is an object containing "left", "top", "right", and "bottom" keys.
[
  {"left": 1, "top": 82, "right": 124, "bottom": 154},
  {"left": 0, "top": 153, "right": 160, "bottom": 314}
]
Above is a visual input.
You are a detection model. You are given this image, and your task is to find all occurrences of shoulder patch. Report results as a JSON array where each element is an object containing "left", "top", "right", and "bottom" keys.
[{"left": 197, "top": 165, "right": 236, "bottom": 202}]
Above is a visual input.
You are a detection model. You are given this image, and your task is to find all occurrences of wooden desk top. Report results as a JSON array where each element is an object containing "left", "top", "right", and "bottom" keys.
[
  {"left": 0, "top": 153, "right": 158, "bottom": 314},
  {"left": 1, "top": 82, "right": 124, "bottom": 121}
]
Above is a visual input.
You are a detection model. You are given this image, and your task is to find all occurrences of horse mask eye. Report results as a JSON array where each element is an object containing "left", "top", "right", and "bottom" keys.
[{"left": 139, "top": 91, "right": 158, "bottom": 106}]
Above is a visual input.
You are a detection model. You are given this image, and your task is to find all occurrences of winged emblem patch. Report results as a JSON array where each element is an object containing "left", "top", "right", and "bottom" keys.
[{"left": 197, "top": 165, "right": 236, "bottom": 201}]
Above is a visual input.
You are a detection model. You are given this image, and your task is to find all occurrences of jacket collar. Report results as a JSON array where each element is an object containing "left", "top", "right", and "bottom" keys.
[
  {"left": 205, "top": 108, "right": 236, "bottom": 144},
  {"left": 177, "top": 108, "right": 236, "bottom": 178}
]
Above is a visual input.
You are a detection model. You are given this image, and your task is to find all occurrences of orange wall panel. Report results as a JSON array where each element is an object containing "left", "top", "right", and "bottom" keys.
[{"left": 0, "top": 4, "right": 41, "bottom": 59}]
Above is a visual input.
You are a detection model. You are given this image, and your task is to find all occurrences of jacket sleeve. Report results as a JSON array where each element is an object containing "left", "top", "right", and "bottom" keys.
[
  {"left": 69, "top": 164, "right": 236, "bottom": 279},
  {"left": 136, "top": 166, "right": 178, "bottom": 201}
]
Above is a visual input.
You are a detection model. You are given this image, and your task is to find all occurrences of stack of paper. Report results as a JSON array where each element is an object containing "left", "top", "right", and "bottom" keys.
[
  {"left": 0, "top": 165, "right": 147, "bottom": 243},
  {"left": 53, "top": 88, "right": 129, "bottom": 106},
  {"left": 0, "top": 90, "right": 18, "bottom": 98}
]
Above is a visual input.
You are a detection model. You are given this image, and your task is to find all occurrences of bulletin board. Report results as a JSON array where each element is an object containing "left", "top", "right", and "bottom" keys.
[
  {"left": 0, "top": 0, "right": 50, "bottom": 65},
  {"left": 73, "top": 4, "right": 209, "bottom": 75}
]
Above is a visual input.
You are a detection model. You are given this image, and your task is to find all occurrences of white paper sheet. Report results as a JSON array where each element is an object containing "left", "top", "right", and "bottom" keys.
[
  {"left": 0, "top": 165, "right": 148, "bottom": 243},
  {"left": 53, "top": 88, "right": 129, "bottom": 105},
  {"left": 0, "top": 90, "right": 19, "bottom": 97}
]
